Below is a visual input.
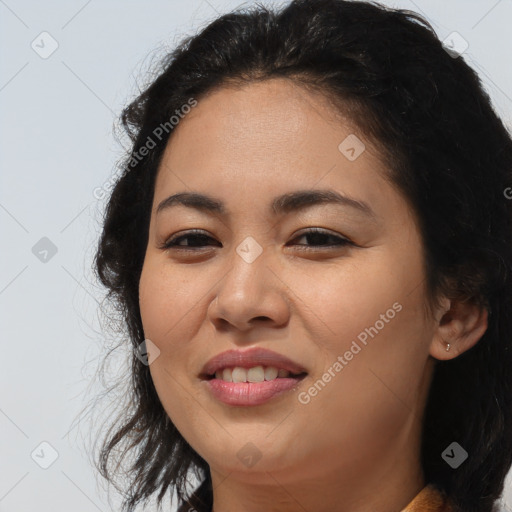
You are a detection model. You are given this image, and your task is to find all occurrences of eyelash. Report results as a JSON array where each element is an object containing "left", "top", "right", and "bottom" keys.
[{"left": 159, "top": 228, "right": 354, "bottom": 252}]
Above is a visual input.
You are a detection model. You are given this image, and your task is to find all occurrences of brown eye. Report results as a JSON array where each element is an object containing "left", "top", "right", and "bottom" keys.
[
  {"left": 289, "top": 228, "right": 353, "bottom": 249},
  {"left": 159, "top": 230, "right": 220, "bottom": 251}
]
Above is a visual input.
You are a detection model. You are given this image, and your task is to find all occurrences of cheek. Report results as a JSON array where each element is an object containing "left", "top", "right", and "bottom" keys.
[
  {"left": 287, "top": 244, "right": 430, "bottom": 404},
  {"left": 283, "top": 247, "right": 421, "bottom": 350},
  {"left": 139, "top": 259, "right": 201, "bottom": 341},
  {"left": 139, "top": 262, "right": 207, "bottom": 443},
  {"left": 138, "top": 259, "right": 212, "bottom": 375},
  {"left": 138, "top": 262, "right": 198, "bottom": 398}
]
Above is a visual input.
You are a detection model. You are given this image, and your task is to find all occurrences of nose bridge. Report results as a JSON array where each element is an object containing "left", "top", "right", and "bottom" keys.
[
  {"left": 209, "top": 233, "right": 288, "bottom": 329},
  {"left": 235, "top": 234, "right": 265, "bottom": 266},
  {"left": 224, "top": 234, "right": 269, "bottom": 301}
]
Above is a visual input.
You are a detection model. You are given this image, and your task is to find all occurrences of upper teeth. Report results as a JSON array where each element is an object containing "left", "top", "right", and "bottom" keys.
[{"left": 214, "top": 366, "right": 292, "bottom": 383}]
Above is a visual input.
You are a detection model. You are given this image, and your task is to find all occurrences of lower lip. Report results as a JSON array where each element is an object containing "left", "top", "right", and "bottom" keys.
[{"left": 204, "top": 376, "right": 306, "bottom": 406}]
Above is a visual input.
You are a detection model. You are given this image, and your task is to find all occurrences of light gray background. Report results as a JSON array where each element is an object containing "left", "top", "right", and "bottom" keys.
[{"left": 1, "top": 0, "right": 512, "bottom": 510}]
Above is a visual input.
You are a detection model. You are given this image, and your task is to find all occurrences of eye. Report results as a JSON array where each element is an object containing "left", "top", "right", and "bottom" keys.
[
  {"left": 159, "top": 227, "right": 353, "bottom": 252},
  {"left": 288, "top": 228, "right": 353, "bottom": 250},
  {"left": 159, "top": 229, "right": 219, "bottom": 251}
]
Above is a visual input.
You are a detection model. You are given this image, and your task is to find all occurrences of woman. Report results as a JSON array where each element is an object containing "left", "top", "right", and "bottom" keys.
[{"left": 92, "top": 1, "right": 512, "bottom": 511}]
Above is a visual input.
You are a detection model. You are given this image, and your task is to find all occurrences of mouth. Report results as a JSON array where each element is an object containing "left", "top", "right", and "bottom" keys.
[
  {"left": 203, "top": 365, "right": 308, "bottom": 383},
  {"left": 199, "top": 347, "right": 309, "bottom": 406},
  {"left": 201, "top": 366, "right": 308, "bottom": 407}
]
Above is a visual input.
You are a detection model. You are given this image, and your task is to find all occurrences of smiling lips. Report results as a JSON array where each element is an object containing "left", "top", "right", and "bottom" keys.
[
  {"left": 200, "top": 347, "right": 308, "bottom": 406},
  {"left": 201, "top": 346, "right": 308, "bottom": 376},
  {"left": 214, "top": 365, "right": 297, "bottom": 383}
]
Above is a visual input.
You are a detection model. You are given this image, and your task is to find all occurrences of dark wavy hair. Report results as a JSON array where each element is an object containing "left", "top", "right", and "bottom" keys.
[{"left": 92, "top": 0, "right": 512, "bottom": 511}]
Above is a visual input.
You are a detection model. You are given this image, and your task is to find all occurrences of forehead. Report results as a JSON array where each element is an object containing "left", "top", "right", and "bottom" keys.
[
  {"left": 170, "top": 78, "right": 358, "bottom": 156},
  {"left": 152, "top": 78, "right": 407, "bottom": 225}
]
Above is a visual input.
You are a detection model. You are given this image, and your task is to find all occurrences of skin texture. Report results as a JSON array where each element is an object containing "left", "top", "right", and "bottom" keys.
[{"left": 138, "top": 78, "right": 488, "bottom": 512}]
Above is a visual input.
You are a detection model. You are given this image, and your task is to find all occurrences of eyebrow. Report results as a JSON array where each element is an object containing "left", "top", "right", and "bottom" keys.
[{"left": 156, "top": 189, "right": 377, "bottom": 221}]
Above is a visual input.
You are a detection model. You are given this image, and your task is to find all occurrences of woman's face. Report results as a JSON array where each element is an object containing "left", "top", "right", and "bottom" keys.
[{"left": 139, "top": 78, "right": 442, "bottom": 487}]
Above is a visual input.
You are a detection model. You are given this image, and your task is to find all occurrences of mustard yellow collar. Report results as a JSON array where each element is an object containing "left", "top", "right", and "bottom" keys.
[{"left": 402, "top": 484, "right": 452, "bottom": 512}]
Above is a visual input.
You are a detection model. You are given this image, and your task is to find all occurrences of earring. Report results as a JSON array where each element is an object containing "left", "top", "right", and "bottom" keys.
[{"left": 445, "top": 343, "right": 451, "bottom": 352}]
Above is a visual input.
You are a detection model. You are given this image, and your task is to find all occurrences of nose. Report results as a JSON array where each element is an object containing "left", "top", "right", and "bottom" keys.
[{"left": 207, "top": 243, "right": 291, "bottom": 333}]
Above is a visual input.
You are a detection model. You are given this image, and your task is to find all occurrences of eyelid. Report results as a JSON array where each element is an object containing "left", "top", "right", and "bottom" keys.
[{"left": 293, "top": 226, "right": 351, "bottom": 241}]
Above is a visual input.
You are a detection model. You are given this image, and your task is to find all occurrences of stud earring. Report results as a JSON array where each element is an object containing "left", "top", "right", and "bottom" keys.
[{"left": 445, "top": 343, "right": 451, "bottom": 352}]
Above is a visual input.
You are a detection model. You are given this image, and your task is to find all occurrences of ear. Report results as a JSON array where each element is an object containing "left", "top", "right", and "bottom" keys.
[{"left": 429, "top": 298, "right": 489, "bottom": 361}]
